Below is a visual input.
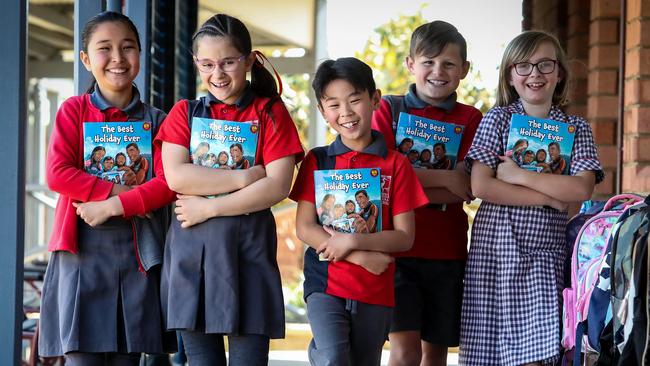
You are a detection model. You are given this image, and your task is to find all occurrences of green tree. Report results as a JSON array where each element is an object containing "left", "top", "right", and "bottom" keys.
[
  {"left": 281, "top": 73, "right": 311, "bottom": 143},
  {"left": 356, "top": 9, "right": 494, "bottom": 114}
]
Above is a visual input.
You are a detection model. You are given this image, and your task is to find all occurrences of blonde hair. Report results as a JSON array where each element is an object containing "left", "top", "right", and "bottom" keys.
[{"left": 496, "top": 31, "right": 570, "bottom": 107}]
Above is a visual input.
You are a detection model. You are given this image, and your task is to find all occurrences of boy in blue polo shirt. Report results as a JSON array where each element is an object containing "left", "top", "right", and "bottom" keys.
[
  {"left": 372, "top": 21, "right": 483, "bottom": 366},
  {"left": 290, "top": 57, "right": 429, "bottom": 366}
]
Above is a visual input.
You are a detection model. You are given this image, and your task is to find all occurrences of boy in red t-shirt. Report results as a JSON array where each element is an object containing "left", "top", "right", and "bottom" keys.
[
  {"left": 371, "top": 21, "right": 482, "bottom": 366},
  {"left": 290, "top": 57, "right": 428, "bottom": 366}
]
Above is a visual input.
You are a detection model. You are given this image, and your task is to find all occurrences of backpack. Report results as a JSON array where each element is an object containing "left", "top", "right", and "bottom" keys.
[
  {"left": 562, "top": 194, "right": 645, "bottom": 363},
  {"left": 564, "top": 200, "right": 607, "bottom": 288},
  {"left": 608, "top": 196, "right": 650, "bottom": 364},
  {"left": 302, "top": 146, "right": 336, "bottom": 300}
]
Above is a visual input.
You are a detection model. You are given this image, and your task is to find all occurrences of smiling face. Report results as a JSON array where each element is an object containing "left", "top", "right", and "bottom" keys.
[
  {"left": 398, "top": 139, "right": 413, "bottom": 153},
  {"left": 420, "top": 149, "right": 432, "bottom": 162},
  {"left": 230, "top": 145, "right": 243, "bottom": 163},
  {"left": 536, "top": 149, "right": 547, "bottom": 163},
  {"left": 509, "top": 41, "right": 561, "bottom": 112},
  {"left": 549, "top": 143, "right": 560, "bottom": 160},
  {"left": 218, "top": 152, "right": 229, "bottom": 165},
  {"left": 93, "top": 149, "right": 106, "bottom": 163},
  {"left": 355, "top": 191, "right": 370, "bottom": 209},
  {"left": 407, "top": 43, "right": 469, "bottom": 106},
  {"left": 324, "top": 196, "right": 335, "bottom": 210},
  {"left": 116, "top": 154, "right": 126, "bottom": 166},
  {"left": 194, "top": 36, "right": 253, "bottom": 105},
  {"left": 433, "top": 145, "right": 446, "bottom": 160},
  {"left": 126, "top": 145, "right": 140, "bottom": 161},
  {"left": 103, "top": 158, "right": 114, "bottom": 170},
  {"left": 523, "top": 152, "right": 535, "bottom": 164},
  {"left": 80, "top": 21, "right": 140, "bottom": 102},
  {"left": 345, "top": 201, "right": 356, "bottom": 214},
  {"left": 318, "top": 79, "right": 381, "bottom": 151}
]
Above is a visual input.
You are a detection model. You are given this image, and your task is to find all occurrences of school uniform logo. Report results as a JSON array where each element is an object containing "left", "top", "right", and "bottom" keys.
[{"left": 380, "top": 175, "right": 391, "bottom": 206}]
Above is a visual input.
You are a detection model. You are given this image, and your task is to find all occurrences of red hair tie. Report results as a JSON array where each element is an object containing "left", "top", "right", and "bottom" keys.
[{"left": 252, "top": 50, "right": 283, "bottom": 96}]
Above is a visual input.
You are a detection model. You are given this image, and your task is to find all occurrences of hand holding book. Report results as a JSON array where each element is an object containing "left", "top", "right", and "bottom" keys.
[
  {"left": 497, "top": 156, "right": 569, "bottom": 212},
  {"left": 496, "top": 155, "right": 528, "bottom": 186},
  {"left": 317, "top": 225, "right": 357, "bottom": 261}
]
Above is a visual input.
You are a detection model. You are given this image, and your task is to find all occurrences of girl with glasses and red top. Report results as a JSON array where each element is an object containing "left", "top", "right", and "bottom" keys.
[{"left": 155, "top": 13, "right": 303, "bottom": 366}]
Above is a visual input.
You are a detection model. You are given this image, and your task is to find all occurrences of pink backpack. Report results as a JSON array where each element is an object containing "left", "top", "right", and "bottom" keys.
[{"left": 562, "top": 194, "right": 644, "bottom": 356}]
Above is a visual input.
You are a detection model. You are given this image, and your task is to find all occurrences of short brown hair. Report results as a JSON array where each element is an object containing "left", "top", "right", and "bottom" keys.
[{"left": 409, "top": 20, "right": 467, "bottom": 62}]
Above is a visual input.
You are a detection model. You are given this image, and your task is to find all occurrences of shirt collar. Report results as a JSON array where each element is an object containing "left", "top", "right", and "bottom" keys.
[
  {"left": 90, "top": 84, "right": 143, "bottom": 117},
  {"left": 202, "top": 82, "right": 256, "bottom": 110},
  {"left": 404, "top": 83, "right": 457, "bottom": 112},
  {"left": 327, "top": 130, "right": 388, "bottom": 159},
  {"left": 509, "top": 98, "right": 567, "bottom": 122}
]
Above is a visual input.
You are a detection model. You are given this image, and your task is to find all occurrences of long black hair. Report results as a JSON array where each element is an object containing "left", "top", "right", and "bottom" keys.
[
  {"left": 81, "top": 11, "right": 142, "bottom": 94},
  {"left": 192, "top": 14, "right": 281, "bottom": 116}
]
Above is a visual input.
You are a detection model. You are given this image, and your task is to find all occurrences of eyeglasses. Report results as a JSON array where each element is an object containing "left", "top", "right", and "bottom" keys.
[
  {"left": 193, "top": 55, "right": 247, "bottom": 73},
  {"left": 512, "top": 60, "right": 558, "bottom": 76}
]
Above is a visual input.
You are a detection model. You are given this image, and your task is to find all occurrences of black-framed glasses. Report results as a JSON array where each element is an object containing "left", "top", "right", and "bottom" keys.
[
  {"left": 193, "top": 54, "right": 247, "bottom": 73},
  {"left": 512, "top": 60, "right": 558, "bottom": 76}
]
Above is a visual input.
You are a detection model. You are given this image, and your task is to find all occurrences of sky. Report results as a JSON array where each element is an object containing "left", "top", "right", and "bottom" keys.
[{"left": 326, "top": 0, "right": 523, "bottom": 93}]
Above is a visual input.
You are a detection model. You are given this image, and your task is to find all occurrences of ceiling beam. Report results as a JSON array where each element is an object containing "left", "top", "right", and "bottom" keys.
[
  {"left": 28, "top": 4, "right": 73, "bottom": 37},
  {"left": 29, "top": 24, "right": 73, "bottom": 50}
]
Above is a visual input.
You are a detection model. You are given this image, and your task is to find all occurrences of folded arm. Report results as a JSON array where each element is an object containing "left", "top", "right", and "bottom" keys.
[{"left": 162, "top": 141, "right": 264, "bottom": 196}]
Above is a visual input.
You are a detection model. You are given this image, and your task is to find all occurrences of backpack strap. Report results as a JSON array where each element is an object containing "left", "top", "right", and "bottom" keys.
[
  {"left": 186, "top": 99, "right": 205, "bottom": 129},
  {"left": 312, "top": 145, "right": 336, "bottom": 170},
  {"left": 383, "top": 95, "right": 408, "bottom": 132}
]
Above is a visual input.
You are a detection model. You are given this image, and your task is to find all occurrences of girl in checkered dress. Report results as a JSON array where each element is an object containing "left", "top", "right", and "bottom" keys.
[{"left": 459, "top": 31, "right": 604, "bottom": 365}]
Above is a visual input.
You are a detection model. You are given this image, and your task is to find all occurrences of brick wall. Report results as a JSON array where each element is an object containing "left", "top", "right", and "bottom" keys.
[
  {"left": 623, "top": 0, "right": 650, "bottom": 192},
  {"left": 588, "top": 0, "right": 620, "bottom": 196},
  {"left": 524, "top": 0, "right": 650, "bottom": 196}
]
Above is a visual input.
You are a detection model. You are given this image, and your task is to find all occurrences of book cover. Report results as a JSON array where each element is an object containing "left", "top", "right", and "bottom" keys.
[
  {"left": 314, "top": 168, "right": 382, "bottom": 234},
  {"left": 83, "top": 121, "right": 153, "bottom": 185},
  {"left": 395, "top": 112, "right": 463, "bottom": 211},
  {"left": 190, "top": 117, "right": 259, "bottom": 170},
  {"left": 395, "top": 112, "right": 464, "bottom": 171},
  {"left": 506, "top": 114, "right": 576, "bottom": 175}
]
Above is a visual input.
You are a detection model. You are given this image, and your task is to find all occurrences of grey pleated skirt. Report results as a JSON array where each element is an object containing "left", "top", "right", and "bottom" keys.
[
  {"left": 161, "top": 209, "right": 285, "bottom": 339},
  {"left": 38, "top": 218, "right": 175, "bottom": 357}
]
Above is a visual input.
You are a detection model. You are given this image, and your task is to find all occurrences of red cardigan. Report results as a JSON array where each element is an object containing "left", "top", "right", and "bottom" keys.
[{"left": 46, "top": 93, "right": 175, "bottom": 253}]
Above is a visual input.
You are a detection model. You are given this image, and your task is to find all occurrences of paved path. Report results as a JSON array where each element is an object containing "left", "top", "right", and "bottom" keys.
[{"left": 268, "top": 350, "right": 459, "bottom": 365}]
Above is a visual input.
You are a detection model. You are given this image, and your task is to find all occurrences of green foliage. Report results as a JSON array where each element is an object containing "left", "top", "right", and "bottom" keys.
[
  {"left": 356, "top": 9, "right": 494, "bottom": 114},
  {"left": 281, "top": 73, "right": 311, "bottom": 143}
]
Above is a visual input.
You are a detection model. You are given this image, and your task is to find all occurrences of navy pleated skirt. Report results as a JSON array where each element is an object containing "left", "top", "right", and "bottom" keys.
[
  {"left": 38, "top": 218, "right": 175, "bottom": 356},
  {"left": 161, "top": 209, "right": 285, "bottom": 339}
]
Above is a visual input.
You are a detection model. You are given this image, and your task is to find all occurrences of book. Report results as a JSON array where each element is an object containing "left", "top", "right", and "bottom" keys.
[
  {"left": 190, "top": 117, "right": 259, "bottom": 170},
  {"left": 314, "top": 168, "right": 382, "bottom": 234},
  {"left": 395, "top": 112, "right": 464, "bottom": 210},
  {"left": 506, "top": 114, "right": 576, "bottom": 175},
  {"left": 395, "top": 112, "right": 464, "bottom": 171},
  {"left": 83, "top": 121, "right": 153, "bottom": 185}
]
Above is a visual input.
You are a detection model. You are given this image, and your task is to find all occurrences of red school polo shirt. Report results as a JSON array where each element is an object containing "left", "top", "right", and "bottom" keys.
[
  {"left": 372, "top": 84, "right": 482, "bottom": 260},
  {"left": 154, "top": 88, "right": 304, "bottom": 168},
  {"left": 289, "top": 131, "right": 429, "bottom": 306}
]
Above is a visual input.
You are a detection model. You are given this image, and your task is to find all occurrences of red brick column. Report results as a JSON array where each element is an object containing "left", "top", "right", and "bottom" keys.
[
  {"left": 588, "top": 0, "right": 620, "bottom": 196},
  {"left": 623, "top": 0, "right": 650, "bottom": 193},
  {"left": 566, "top": 0, "right": 590, "bottom": 118}
]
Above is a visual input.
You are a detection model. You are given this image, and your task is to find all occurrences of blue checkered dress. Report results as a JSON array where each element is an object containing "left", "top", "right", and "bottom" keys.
[{"left": 459, "top": 100, "right": 604, "bottom": 366}]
